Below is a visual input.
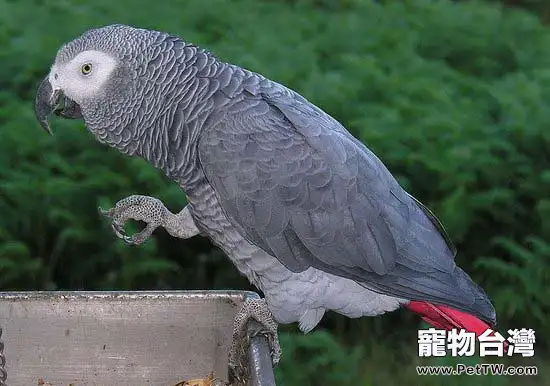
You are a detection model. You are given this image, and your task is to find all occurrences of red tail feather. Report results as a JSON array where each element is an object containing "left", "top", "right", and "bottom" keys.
[{"left": 406, "top": 300, "right": 507, "bottom": 348}]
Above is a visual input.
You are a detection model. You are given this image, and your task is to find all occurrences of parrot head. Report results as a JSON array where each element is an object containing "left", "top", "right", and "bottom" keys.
[{"left": 33, "top": 24, "right": 161, "bottom": 146}]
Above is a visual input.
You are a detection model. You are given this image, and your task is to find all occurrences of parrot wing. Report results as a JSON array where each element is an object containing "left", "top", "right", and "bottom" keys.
[{"left": 198, "top": 80, "right": 493, "bottom": 323}]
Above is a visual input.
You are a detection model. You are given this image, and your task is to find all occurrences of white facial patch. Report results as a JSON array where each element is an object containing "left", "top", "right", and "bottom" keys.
[{"left": 49, "top": 50, "right": 118, "bottom": 104}]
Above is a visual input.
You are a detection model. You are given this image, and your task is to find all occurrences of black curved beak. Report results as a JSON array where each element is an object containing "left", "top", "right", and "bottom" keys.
[{"left": 34, "top": 76, "right": 82, "bottom": 135}]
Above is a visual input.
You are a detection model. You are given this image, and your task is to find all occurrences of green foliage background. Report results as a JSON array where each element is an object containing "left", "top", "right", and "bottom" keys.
[{"left": 0, "top": 0, "right": 548, "bottom": 384}]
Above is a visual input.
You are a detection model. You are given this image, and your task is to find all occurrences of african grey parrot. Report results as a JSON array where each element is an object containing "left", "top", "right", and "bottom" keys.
[{"left": 34, "top": 24, "right": 497, "bottom": 380}]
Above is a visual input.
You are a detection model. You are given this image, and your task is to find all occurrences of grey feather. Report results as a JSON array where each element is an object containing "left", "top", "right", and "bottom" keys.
[{"left": 198, "top": 77, "right": 495, "bottom": 324}]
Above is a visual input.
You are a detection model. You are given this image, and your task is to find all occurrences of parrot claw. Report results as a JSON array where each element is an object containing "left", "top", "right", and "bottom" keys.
[
  {"left": 121, "top": 234, "right": 138, "bottom": 245},
  {"left": 98, "top": 195, "right": 169, "bottom": 246},
  {"left": 111, "top": 221, "right": 128, "bottom": 239},
  {"left": 118, "top": 227, "right": 146, "bottom": 245},
  {"left": 228, "top": 298, "right": 280, "bottom": 384},
  {"left": 100, "top": 205, "right": 135, "bottom": 242},
  {"left": 98, "top": 206, "right": 114, "bottom": 217}
]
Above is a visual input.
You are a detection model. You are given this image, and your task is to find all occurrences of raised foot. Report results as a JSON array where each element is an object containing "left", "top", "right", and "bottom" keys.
[
  {"left": 228, "top": 298, "right": 281, "bottom": 385},
  {"left": 99, "top": 195, "right": 201, "bottom": 245},
  {"left": 98, "top": 194, "right": 170, "bottom": 245}
]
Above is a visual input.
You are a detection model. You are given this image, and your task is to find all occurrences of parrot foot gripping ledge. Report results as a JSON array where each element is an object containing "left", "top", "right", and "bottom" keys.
[{"left": 0, "top": 290, "right": 276, "bottom": 386}]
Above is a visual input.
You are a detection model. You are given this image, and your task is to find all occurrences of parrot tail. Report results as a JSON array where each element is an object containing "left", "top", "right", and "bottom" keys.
[{"left": 406, "top": 300, "right": 508, "bottom": 347}]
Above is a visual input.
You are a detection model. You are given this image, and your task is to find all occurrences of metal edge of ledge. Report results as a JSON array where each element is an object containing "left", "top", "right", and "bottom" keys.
[{"left": 0, "top": 289, "right": 260, "bottom": 301}]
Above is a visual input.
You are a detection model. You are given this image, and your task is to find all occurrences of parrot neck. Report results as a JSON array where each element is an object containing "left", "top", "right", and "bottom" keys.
[{"left": 132, "top": 56, "right": 234, "bottom": 192}]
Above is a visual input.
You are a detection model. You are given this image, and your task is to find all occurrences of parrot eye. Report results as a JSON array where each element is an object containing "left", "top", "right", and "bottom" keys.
[{"left": 80, "top": 63, "right": 93, "bottom": 75}]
